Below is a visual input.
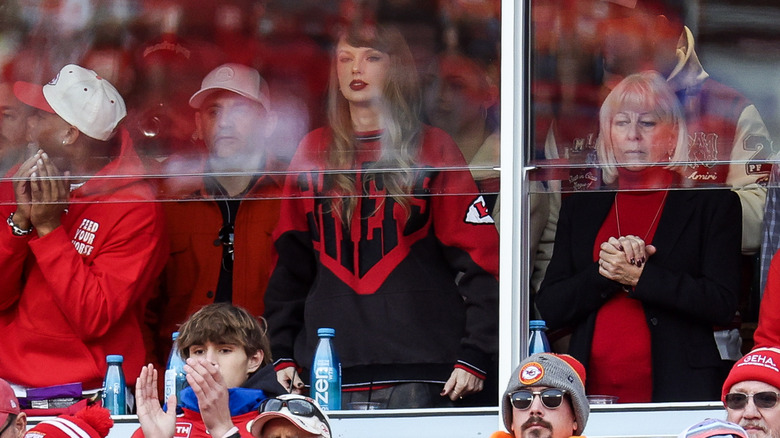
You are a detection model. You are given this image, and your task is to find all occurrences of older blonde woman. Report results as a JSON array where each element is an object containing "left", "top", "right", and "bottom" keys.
[{"left": 537, "top": 71, "right": 741, "bottom": 403}]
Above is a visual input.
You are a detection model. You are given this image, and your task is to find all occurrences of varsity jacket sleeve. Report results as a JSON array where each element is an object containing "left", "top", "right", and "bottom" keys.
[
  {"left": 428, "top": 129, "right": 500, "bottom": 374},
  {"left": 726, "top": 104, "right": 772, "bottom": 254},
  {"left": 754, "top": 250, "right": 780, "bottom": 348},
  {"left": 25, "top": 203, "right": 168, "bottom": 340},
  {"left": 530, "top": 190, "right": 559, "bottom": 296}
]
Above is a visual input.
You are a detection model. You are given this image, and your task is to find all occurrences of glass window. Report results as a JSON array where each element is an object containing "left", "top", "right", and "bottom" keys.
[
  {"left": 6, "top": 0, "right": 776, "bottom": 409},
  {"left": 527, "top": 0, "right": 778, "bottom": 403},
  {"left": 0, "top": 0, "right": 503, "bottom": 409}
]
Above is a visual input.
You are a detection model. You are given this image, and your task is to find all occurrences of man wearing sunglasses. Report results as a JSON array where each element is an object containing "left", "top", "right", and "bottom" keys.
[
  {"left": 493, "top": 353, "right": 589, "bottom": 438},
  {"left": 247, "top": 394, "right": 331, "bottom": 438},
  {"left": 723, "top": 347, "right": 780, "bottom": 438}
]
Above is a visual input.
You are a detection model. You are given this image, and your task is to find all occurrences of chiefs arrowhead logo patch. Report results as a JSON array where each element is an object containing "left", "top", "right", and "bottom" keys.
[
  {"left": 519, "top": 362, "right": 545, "bottom": 385},
  {"left": 465, "top": 195, "right": 495, "bottom": 224}
]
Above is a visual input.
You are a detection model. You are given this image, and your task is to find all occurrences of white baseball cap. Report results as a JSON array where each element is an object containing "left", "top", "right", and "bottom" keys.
[
  {"left": 13, "top": 64, "right": 126, "bottom": 141},
  {"left": 189, "top": 63, "right": 271, "bottom": 111},
  {"left": 247, "top": 394, "right": 331, "bottom": 438}
]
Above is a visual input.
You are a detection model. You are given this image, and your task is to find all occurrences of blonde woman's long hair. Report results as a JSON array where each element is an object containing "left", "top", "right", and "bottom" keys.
[
  {"left": 325, "top": 24, "right": 422, "bottom": 225},
  {"left": 596, "top": 70, "right": 689, "bottom": 185}
]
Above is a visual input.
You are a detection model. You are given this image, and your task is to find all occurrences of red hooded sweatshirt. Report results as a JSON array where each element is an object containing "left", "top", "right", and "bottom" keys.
[{"left": 0, "top": 129, "right": 168, "bottom": 389}]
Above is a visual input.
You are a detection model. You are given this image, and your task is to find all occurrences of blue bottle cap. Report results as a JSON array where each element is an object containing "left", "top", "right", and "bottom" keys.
[
  {"left": 317, "top": 327, "right": 336, "bottom": 337},
  {"left": 529, "top": 320, "right": 547, "bottom": 330},
  {"left": 106, "top": 355, "right": 124, "bottom": 363},
  {"left": 172, "top": 331, "right": 179, "bottom": 341}
]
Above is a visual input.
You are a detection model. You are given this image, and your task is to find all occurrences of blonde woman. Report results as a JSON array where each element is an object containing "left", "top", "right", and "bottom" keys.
[
  {"left": 537, "top": 71, "right": 741, "bottom": 403},
  {"left": 264, "top": 24, "right": 500, "bottom": 408}
]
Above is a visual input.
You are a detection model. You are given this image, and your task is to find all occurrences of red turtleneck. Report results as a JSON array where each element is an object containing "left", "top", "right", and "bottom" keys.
[{"left": 587, "top": 167, "right": 673, "bottom": 403}]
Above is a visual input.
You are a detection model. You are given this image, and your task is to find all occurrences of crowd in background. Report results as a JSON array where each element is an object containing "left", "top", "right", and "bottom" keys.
[
  {"left": 0, "top": 0, "right": 505, "bottom": 412},
  {"left": 0, "top": 0, "right": 500, "bottom": 175},
  {"left": 5, "top": 0, "right": 780, "bottom": 420}
]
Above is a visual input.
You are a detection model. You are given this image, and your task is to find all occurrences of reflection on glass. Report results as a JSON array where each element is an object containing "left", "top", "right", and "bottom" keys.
[
  {"left": 531, "top": 0, "right": 774, "bottom": 203},
  {"left": 530, "top": 5, "right": 780, "bottom": 406},
  {"left": 0, "top": 0, "right": 503, "bottom": 411},
  {"left": 537, "top": 71, "right": 742, "bottom": 403},
  {"left": 0, "top": 82, "right": 35, "bottom": 177},
  {"left": 422, "top": 51, "right": 500, "bottom": 226}
]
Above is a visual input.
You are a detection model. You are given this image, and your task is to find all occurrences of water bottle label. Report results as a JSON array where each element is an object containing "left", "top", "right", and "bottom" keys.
[
  {"left": 313, "top": 366, "right": 333, "bottom": 406},
  {"left": 164, "top": 369, "right": 176, "bottom": 399},
  {"left": 312, "top": 364, "right": 341, "bottom": 411},
  {"left": 311, "top": 335, "right": 340, "bottom": 411},
  {"left": 103, "top": 382, "right": 125, "bottom": 415}
]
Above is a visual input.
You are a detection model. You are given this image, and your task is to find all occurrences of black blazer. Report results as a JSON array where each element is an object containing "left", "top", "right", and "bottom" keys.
[{"left": 537, "top": 188, "right": 742, "bottom": 402}]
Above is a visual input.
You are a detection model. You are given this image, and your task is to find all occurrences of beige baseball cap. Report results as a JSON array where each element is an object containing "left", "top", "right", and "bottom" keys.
[{"left": 189, "top": 63, "right": 270, "bottom": 111}]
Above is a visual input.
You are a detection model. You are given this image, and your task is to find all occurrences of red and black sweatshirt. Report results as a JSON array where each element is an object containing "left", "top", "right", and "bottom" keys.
[{"left": 264, "top": 125, "right": 499, "bottom": 387}]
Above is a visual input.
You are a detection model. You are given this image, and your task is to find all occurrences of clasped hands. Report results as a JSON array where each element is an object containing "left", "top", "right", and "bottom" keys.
[
  {"left": 598, "top": 235, "right": 657, "bottom": 288},
  {"left": 12, "top": 150, "right": 70, "bottom": 237}
]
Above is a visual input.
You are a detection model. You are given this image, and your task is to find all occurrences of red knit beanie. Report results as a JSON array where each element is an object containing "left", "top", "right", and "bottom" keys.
[
  {"left": 24, "top": 405, "right": 114, "bottom": 438},
  {"left": 722, "top": 347, "right": 780, "bottom": 401},
  {"left": 555, "top": 353, "right": 588, "bottom": 385}
]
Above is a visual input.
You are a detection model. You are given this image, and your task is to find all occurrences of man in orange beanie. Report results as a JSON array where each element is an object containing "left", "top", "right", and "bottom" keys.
[
  {"left": 723, "top": 347, "right": 780, "bottom": 438},
  {"left": 492, "top": 353, "right": 589, "bottom": 438}
]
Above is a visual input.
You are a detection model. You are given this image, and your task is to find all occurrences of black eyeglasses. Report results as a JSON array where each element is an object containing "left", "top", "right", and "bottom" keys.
[
  {"left": 725, "top": 392, "right": 780, "bottom": 410},
  {"left": 510, "top": 389, "right": 567, "bottom": 410},
  {"left": 259, "top": 398, "right": 328, "bottom": 425}
]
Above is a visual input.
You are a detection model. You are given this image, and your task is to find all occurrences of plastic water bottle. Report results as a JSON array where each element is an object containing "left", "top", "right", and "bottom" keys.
[
  {"left": 102, "top": 355, "right": 126, "bottom": 415},
  {"left": 528, "top": 320, "right": 551, "bottom": 355},
  {"left": 164, "top": 331, "right": 188, "bottom": 406},
  {"left": 311, "top": 327, "right": 341, "bottom": 411}
]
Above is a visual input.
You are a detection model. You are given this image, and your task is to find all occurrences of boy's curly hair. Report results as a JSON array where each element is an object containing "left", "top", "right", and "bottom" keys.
[{"left": 177, "top": 303, "right": 272, "bottom": 366}]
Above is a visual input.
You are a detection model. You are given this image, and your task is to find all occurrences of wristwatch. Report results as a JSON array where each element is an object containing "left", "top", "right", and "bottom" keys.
[{"left": 7, "top": 212, "right": 33, "bottom": 236}]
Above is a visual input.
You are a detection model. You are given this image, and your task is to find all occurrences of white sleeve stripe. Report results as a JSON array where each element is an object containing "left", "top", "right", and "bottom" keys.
[{"left": 43, "top": 418, "right": 93, "bottom": 438}]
